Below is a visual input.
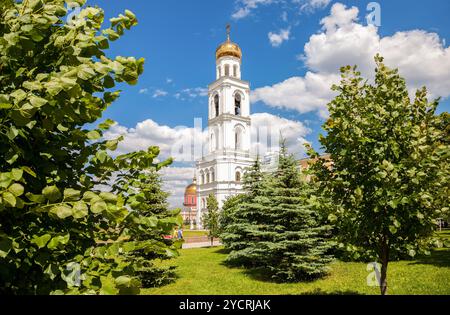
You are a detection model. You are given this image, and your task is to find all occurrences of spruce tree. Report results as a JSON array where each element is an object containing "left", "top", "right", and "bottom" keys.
[
  {"left": 223, "top": 147, "right": 334, "bottom": 281},
  {"left": 259, "top": 142, "right": 334, "bottom": 281},
  {"left": 223, "top": 158, "right": 273, "bottom": 267}
]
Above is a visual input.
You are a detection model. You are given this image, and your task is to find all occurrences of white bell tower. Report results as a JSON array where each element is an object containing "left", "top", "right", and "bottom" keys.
[{"left": 196, "top": 25, "right": 254, "bottom": 226}]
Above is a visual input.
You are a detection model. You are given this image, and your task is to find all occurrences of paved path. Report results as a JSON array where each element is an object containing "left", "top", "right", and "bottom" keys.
[{"left": 182, "top": 241, "right": 222, "bottom": 249}]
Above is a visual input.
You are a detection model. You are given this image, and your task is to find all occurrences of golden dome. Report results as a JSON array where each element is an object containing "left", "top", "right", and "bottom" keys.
[
  {"left": 216, "top": 25, "right": 242, "bottom": 60},
  {"left": 185, "top": 183, "right": 197, "bottom": 195},
  {"left": 185, "top": 177, "right": 197, "bottom": 196}
]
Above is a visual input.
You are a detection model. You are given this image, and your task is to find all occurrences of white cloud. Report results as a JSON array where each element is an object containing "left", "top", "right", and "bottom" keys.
[
  {"left": 297, "top": 0, "right": 332, "bottom": 13},
  {"left": 253, "top": 2, "right": 450, "bottom": 117},
  {"left": 252, "top": 73, "right": 340, "bottom": 118},
  {"left": 268, "top": 28, "right": 291, "bottom": 47},
  {"left": 139, "top": 88, "right": 148, "bottom": 94},
  {"left": 104, "top": 113, "right": 310, "bottom": 160},
  {"left": 181, "top": 87, "right": 208, "bottom": 98},
  {"left": 153, "top": 89, "right": 168, "bottom": 98},
  {"left": 174, "top": 87, "right": 208, "bottom": 100},
  {"left": 104, "top": 113, "right": 312, "bottom": 208},
  {"left": 232, "top": 0, "right": 330, "bottom": 20},
  {"left": 232, "top": 0, "right": 274, "bottom": 20},
  {"left": 166, "top": 78, "right": 173, "bottom": 84},
  {"left": 103, "top": 120, "right": 206, "bottom": 161},
  {"left": 251, "top": 112, "right": 311, "bottom": 157}
]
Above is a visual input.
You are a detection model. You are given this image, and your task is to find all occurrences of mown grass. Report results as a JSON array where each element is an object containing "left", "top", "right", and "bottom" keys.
[
  {"left": 183, "top": 230, "right": 208, "bottom": 238},
  {"left": 143, "top": 231, "right": 450, "bottom": 295}
]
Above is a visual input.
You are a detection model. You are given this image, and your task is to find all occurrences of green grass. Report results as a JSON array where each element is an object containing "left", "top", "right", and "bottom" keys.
[
  {"left": 143, "top": 232, "right": 450, "bottom": 295},
  {"left": 183, "top": 230, "right": 208, "bottom": 238}
]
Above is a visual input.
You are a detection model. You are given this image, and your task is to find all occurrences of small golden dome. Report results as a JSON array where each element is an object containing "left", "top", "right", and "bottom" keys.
[
  {"left": 216, "top": 25, "right": 242, "bottom": 60},
  {"left": 185, "top": 177, "right": 197, "bottom": 195},
  {"left": 185, "top": 183, "right": 197, "bottom": 195}
]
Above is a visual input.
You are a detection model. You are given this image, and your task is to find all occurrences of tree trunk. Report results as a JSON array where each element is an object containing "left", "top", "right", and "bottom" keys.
[
  {"left": 380, "top": 240, "right": 389, "bottom": 295},
  {"left": 211, "top": 237, "right": 214, "bottom": 246}
]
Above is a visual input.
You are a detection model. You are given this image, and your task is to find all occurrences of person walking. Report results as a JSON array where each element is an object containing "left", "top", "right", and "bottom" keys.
[{"left": 177, "top": 228, "right": 184, "bottom": 240}]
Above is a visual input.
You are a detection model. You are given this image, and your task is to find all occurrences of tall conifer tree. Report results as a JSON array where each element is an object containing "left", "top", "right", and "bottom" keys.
[
  {"left": 223, "top": 148, "right": 334, "bottom": 281},
  {"left": 258, "top": 142, "right": 334, "bottom": 281},
  {"left": 222, "top": 158, "right": 272, "bottom": 267}
]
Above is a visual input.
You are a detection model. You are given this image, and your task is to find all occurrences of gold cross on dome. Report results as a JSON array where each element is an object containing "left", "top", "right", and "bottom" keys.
[{"left": 226, "top": 24, "right": 231, "bottom": 41}]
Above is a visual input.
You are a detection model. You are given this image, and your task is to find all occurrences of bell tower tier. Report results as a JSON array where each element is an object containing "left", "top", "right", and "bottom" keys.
[{"left": 196, "top": 26, "right": 255, "bottom": 227}]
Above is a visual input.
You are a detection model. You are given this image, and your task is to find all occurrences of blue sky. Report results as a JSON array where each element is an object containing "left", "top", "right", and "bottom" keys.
[{"left": 85, "top": 0, "right": 450, "bottom": 207}]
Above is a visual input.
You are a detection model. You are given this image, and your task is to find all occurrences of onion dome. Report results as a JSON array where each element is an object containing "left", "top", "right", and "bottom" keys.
[
  {"left": 185, "top": 177, "right": 197, "bottom": 196},
  {"left": 216, "top": 24, "right": 242, "bottom": 60}
]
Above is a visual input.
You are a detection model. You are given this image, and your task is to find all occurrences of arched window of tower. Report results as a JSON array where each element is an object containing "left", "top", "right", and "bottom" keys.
[
  {"left": 206, "top": 171, "right": 210, "bottom": 184},
  {"left": 225, "top": 64, "right": 230, "bottom": 77},
  {"left": 233, "top": 65, "right": 237, "bottom": 78},
  {"left": 234, "top": 93, "right": 241, "bottom": 116},
  {"left": 214, "top": 94, "right": 219, "bottom": 117},
  {"left": 200, "top": 171, "right": 205, "bottom": 185},
  {"left": 235, "top": 171, "right": 241, "bottom": 182}
]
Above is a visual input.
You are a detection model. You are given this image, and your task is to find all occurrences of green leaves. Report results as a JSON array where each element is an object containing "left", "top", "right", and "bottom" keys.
[
  {"left": 42, "top": 186, "right": 62, "bottom": 202},
  {"left": 31, "top": 234, "right": 52, "bottom": 249},
  {"left": 51, "top": 205, "right": 73, "bottom": 219},
  {"left": 0, "top": 103, "right": 12, "bottom": 109},
  {"left": 11, "top": 89, "right": 27, "bottom": 102},
  {"left": 72, "top": 202, "right": 88, "bottom": 219},
  {"left": 64, "top": 189, "right": 81, "bottom": 201},
  {"left": 99, "top": 119, "right": 116, "bottom": 130},
  {"left": 47, "top": 234, "right": 70, "bottom": 250},
  {"left": 86, "top": 130, "right": 101, "bottom": 140},
  {"left": 91, "top": 200, "right": 107, "bottom": 214},
  {"left": 77, "top": 65, "right": 96, "bottom": 80},
  {"left": 6, "top": 126, "right": 19, "bottom": 141},
  {"left": 29, "top": 95, "right": 47, "bottom": 108},
  {"left": 99, "top": 192, "right": 117, "bottom": 203},
  {"left": 389, "top": 225, "right": 398, "bottom": 235},
  {"left": 2, "top": 192, "right": 16, "bottom": 207},
  {"left": 0, "top": 237, "right": 13, "bottom": 258},
  {"left": 9, "top": 183, "right": 24, "bottom": 197},
  {"left": 100, "top": 276, "right": 119, "bottom": 295},
  {"left": 11, "top": 169, "right": 23, "bottom": 181}
]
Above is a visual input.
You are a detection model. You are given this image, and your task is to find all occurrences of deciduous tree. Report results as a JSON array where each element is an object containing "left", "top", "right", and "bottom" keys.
[
  {"left": 0, "top": 0, "right": 179, "bottom": 294},
  {"left": 310, "top": 55, "right": 449, "bottom": 295},
  {"left": 203, "top": 194, "right": 220, "bottom": 246}
]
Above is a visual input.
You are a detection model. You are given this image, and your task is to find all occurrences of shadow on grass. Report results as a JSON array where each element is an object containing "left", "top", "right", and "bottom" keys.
[
  {"left": 301, "top": 289, "right": 362, "bottom": 295},
  {"left": 409, "top": 249, "right": 450, "bottom": 268},
  {"left": 213, "top": 247, "right": 231, "bottom": 255},
  {"left": 219, "top": 260, "right": 332, "bottom": 285}
]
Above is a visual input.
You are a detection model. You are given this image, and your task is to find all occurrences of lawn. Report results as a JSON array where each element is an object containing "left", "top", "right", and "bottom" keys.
[
  {"left": 183, "top": 230, "right": 208, "bottom": 238},
  {"left": 143, "top": 232, "right": 450, "bottom": 295}
]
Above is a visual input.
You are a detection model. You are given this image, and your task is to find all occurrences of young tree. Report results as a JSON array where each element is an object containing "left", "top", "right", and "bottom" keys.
[
  {"left": 0, "top": 0, "right": 179, "bottom": 294},
  {"left": 112, "top": 147, "right": 183, "bottom": 288},
  {"left": 203, "top": 194, "right": 220, "bottom": 246},
  {"left": 310, "top": 55, "right": 449, "bottom": 295}
]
